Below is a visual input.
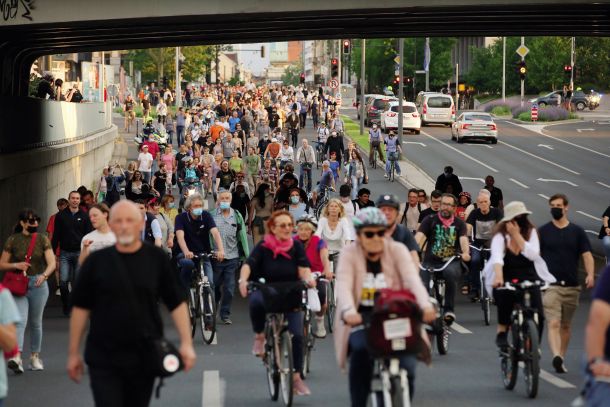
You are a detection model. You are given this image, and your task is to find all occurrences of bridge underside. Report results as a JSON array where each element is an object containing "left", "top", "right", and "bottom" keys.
[{"left": 1, "top": 3, "right": 610, "bottom": 96}]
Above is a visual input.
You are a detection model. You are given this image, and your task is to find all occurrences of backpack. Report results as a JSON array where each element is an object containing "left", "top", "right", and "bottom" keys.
[
  {"left": 400, "top": 203, "right": 422, "bottom": 226},
  {"left": 144, "top": 213, "right": 156, "bottom": 244}
]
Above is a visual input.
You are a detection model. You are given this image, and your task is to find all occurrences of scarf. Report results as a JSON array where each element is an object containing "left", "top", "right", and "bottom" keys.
[
  {"left": 262, "top": 233, "right": 294, "bottom": 259},
  {"left": 438, "top": 212, "right": 455, "bottom": 229}
]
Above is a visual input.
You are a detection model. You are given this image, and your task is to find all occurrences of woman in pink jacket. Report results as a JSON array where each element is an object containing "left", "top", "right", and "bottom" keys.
[{"left": 333, "top": 207, "right": 435, "bottom": 406}]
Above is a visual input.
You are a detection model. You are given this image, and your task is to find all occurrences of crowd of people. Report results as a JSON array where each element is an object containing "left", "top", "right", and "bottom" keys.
[{"left": 2, "top": 81, "right": 609, "bottom": 407}]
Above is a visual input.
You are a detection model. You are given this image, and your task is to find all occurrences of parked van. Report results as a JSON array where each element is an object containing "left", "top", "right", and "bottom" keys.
[{"left": 415, "top": 92, "right": 455, "bottom": 126}]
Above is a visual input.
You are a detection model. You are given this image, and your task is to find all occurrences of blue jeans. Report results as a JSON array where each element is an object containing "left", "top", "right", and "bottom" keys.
[
  {"left": 299, "top": 165, "right": 313, "bottom": 192},
  {"left": 248, "top": 290, "right": 304, "bottom": 372},
  {"left": 14, "top": 277, "right": 49, "bottom": 353},
  {"left": 348, "top": 329, "right": 417, "bottom": 407},
  {"left": 469, "top": 247, "right": 484, "bottom": 294},
  {"left": 602, "top": 236, "right": 610, "bottom": 264},
  {"left": 176, "top": 125, "right": 185, "bottom": 146},
  {"left": 59, "top": 250, "right": 80, "bottom": 286},
  {"left": 177, "top": 254, "right": 214, "bottom": 290},
  {"left": 385, "top": 152, "right": 401, "bottom": 176},
  {"left": 419, "top": 261, "right": 462, "bottom": 313},
  {"left": 350, "top": 175, "right": 362, "bottom": 200},
  {"left": 213, "top": 258, "right": 240, "bottom": 319},
  {"left": 166, "top": 130, "right": 174, "bottom": 146}
]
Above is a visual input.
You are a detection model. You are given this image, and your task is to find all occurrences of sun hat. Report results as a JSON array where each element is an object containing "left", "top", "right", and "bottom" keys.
[{"left": 500, "top": 201, "right": 532, "bottom": 223}]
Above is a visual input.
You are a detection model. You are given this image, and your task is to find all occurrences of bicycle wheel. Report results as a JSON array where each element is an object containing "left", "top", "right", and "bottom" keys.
[
  {"left": 481, "top": 279, "right": 491, "bottom": 326},
  {"left": 200, "top": 286, "right": 216, "bottom": 345},
  {"left": 326, "top": 280, "right": 336, "bottom": 333},
  {"left": 436, "top": 319, "right": 450, "bottom": 355},
  {"left": 523, "top": 319, "right": 540, "bottom": 398},
  {"left": 278, "top": 330, "right": 294, "bottom": 406},
  {"left": 372, "top": 150, "right": 377, "bottom": 169},
  {"left": 188, "top": 288, "right": 197, "bottom": 338},
  {"left": 265, "top": 325, "right": 280, "bottom": 401},
  {"left": 389, "top": 161, "right": 395, "bottom": 182},
  {"left": 302, "top": 310, "right": 314, "bottom": 379},
  {"left": 501, "top": 323, "right": 519, "bottom": 390},
  {"left": 390, "top": 374, "right": 406, "bottom": 407}
]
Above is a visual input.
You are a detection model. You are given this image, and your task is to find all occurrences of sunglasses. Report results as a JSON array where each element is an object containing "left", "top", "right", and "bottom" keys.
[
  {"left": 275, "top": 223, "right": 294, "bottom": 229},
  {"left": 26, "top": 217, "right": 41, "bottom": 224},
  {"left": 362, "top": 230, "right": 386, "bottom": 238}
]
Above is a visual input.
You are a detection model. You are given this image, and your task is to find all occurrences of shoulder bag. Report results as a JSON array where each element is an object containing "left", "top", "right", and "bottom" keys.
[{"left": 2, "top": 233, "right": 37, "bottom": 297}]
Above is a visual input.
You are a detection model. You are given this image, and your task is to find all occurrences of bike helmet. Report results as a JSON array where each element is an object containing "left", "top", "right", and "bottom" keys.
[
  {"left": 352, "top": 207, "right": 388, "bottom": 231},
  {"left": 375, "top": 194, "right": 400, "bottom": 210},
  {"left": 296, "top": 214, "right": 318, "bottom": 230}
]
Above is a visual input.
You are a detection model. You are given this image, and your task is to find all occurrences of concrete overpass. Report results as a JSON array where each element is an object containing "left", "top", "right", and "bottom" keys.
[{"left": 0, "top": 0, "right": 609, "bottom": 237}]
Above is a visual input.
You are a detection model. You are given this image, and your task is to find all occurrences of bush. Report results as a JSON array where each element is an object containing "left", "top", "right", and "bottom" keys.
[
  {"left": 517, "top": 112, "right": 531, "bottom": 121},
  {"left": 490, "top": 105, "right": 511, "bottom": 116},
  {"left": 513, "top": 105, "right": 573, "bottom": 122}
]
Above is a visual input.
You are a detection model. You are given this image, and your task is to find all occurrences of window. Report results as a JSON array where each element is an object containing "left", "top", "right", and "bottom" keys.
[
  {"left": 391, "top": 105, "right": 417, "bottom": 113},
  {"left": 427, "top": 97, "right": 452, "bottom": 108},
  {"left": 465, "top": 114, "right": 492, "bottom": 121}
]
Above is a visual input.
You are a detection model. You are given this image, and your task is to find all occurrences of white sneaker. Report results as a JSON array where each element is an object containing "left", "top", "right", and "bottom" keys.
[
  {"left": 384, "top": 173, "right": 388, "bottom": 178},
  {"left": 313, "top": 316, "right": 327, "bottom": 338},
  {"left": 8, "top": 356, "right": 24, "bottom": 374},
  {"left": 29, "top": 354, "right": 44, "bottom": 371}
]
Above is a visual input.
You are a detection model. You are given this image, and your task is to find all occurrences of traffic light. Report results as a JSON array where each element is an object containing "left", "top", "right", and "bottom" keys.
[
  {"left": 405, "top": 76, "right": 412, "bottom": 84},
  {"left": 299, "top": 73, "right": 305, "bottom": 84},
  {"left": 342, "top": 40, "right": 351, "bottom": 55},
  {"left": 564, "top": 64, "right": 573, "bottom": 75},
  {"left": 260, "top": 46, "right": 265, "bottom": 58},
  {"left": 393, "top": 75, "right": 400, "bottom": 84},
  {"left": 331, "top": 58, "right": 339, "bottom": 78},
  {"left": 517, "top": 61, "right": 527, "bottom": 80}
]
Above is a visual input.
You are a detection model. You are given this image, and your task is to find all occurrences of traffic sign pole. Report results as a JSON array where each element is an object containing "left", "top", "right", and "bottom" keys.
[
  {"left": 520, "top": 37, "right": 525, "bottom": 107},
  {"left": 360, "top": 39, "right": 366, "bottom": 136},
  {"left": 398, "top": 38, "right": 404, "bottom": 145}
]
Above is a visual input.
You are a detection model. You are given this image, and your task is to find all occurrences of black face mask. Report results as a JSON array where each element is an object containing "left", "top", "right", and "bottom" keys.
[
  {"left": 26, "top": 226, "right": 38, "bottom": 233},
  {"left": 550, "top": 207, "right": 564, "bottom": 220}
]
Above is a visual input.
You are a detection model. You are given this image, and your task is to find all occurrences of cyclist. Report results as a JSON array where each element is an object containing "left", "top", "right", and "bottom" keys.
[
  {"left": 334, "top": 207, "right": 435, "bottom": 406},
  {"left": 312, "top": 160, "right": 335, "bottom": 207},
  {"left": 325, "top": 130, "right": 345, "bottom": 164},
  {"left": 376, "top": 194, "right": 421, "bottom": 269},
  {"left": 238, "top": 211, "right": 315, "bottom": 396},
  {"left": 415, "top": 193, "right": 470, "bottom": 325},
  {"left": 368, "top": 124, "right": 384, "bottom": 166},
  {"left": 489, "top": 201, "right": 555, "bottom": 349},
  {"left": 174, "top": 193, "right": 225, "bottom": 290},
  {"left": 295, "top": 215, "right": 332, "bottom": 338},
  {"left": 316, "top": 122, "right": 329, "bottom": 152},
  {"left": 330, "top": 113, "right": 345, "bottom": 137},
  {"left": 384, "top": 131, "right": 402, "bottom": 179}
]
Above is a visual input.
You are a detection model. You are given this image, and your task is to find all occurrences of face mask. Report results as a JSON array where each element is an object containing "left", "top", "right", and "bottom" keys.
[
  {"left": 550, "top": 207, "right": 564, "bottom": 220},
  {"left": 290, "top": 196, "right": 300, "bottom": 204},
  {"left": 117, "top": 235, "right": 135, "bottom": 246},
  {"left": 26, "top": 226, "right": 38, "bottom": 233},
  {"left": 168, "top": 202, "right": 176, "bottom": 209},
  {"left": 192, "top": 208, "right": 203, "bottom": 217},
  {"left": 219, "top": 202, "right": 231, "bottom": 210}
]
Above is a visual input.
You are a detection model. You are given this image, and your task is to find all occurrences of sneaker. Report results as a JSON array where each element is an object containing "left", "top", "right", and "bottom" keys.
[
  {"left": 553, "top": 355, "right": 568, "bottom": 374},
  {"left": 7, "top": 356, "right": 24, "bottom": 374},
  {"left": 496, "top": 332, "right": 508, "bottom": 349},
  {"left": 221, "top": 318, "right": 233, "bottom": 325},
  {"left": 313, "top": 316, "right": 326, "bottom": 338},
  {"left": 252, "top": 335, "right": 265, "bottom": 357},
  {"left": 443, "top": 311, "right": 456, "bottom": 326},
  {"left": 293, "top": 376, "right": 312, "bottom": 396},
  {"left": 29, "top": 354, "right": 44, "bottom": 371},
  {"left": 384, "top": 173, "right": 388, "bottom": 178},
  {"left": 55, "top": 288, "right": 60, "bottom": 296}
]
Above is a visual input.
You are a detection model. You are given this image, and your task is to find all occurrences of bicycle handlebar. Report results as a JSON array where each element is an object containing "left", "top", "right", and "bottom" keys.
[
  {"left": 419, "top": 255, "right": 461, "bottom": 272},
  {"left": 192, "top": 252, "right": 216, "bottom": 259},
  {"left": 496, "top": 280, "right": 548, "bottom": 291},
  {"left": 468, "top": 245, "right": 491, "bottom": 252}
]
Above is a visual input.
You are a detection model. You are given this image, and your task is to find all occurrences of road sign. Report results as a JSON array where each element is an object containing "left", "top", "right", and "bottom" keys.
[
  {"left": 531, "top": 105, "right": 538, "bottom": 122},
  {"left": 329, "top": 79, "right": 339, "bottom": 89},
  {"left": 515, "top": 45, "right": 530, "bottom": 58},
  {"left": 394, "top": 55, "right": 401, "bottom": 64}
]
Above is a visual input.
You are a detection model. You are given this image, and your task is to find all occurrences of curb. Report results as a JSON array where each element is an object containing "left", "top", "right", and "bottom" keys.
[{"left": 510, "top": 118, "right": 583, "bottom": 125}]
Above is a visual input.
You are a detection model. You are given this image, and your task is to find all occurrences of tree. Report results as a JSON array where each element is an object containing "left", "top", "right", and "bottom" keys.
[
  {"left": 126, "top": 48, "right": 174, "bottom": 86},
  {"left": 181, "top": 45, "right": 215, "bottom": 82},
  {"left": 281, "top": 59, "right": 304, "bottom": 86}
]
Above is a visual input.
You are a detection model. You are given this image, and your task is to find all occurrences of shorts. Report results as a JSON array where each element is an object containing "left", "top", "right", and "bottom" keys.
[{"left": 543, "top": 285, "right": 581, "bottom": 323}]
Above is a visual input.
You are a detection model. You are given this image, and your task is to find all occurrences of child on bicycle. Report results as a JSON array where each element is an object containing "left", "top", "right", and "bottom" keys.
[{"left": 384, "top": 131, "right": 402, "bottom": 178}]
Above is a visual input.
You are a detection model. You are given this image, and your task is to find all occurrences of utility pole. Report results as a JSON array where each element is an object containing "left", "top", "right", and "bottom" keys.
[
  {"left": 570, "top": 36, "right": 575, "bottom": 90},
  {"left": 398, "top": 38, "right": 404, "bottom": 145},
  {"left": 502, "top": 37, "right": 506, "bottom": 102},
  {"left": 337, "top": 39, "right": 342, "bottom": 84},
  {"left": 455, "top": 63, "right": 459, "bottom": 110},
  {"left": 520, "top": 36, "right": 525, "bottom": 107},
  {"left": 425, "top": 37, "right": 430, "bottom": 92},
  {"left": 175, "top": 47, "right": 182, "bottom": 108},
  {"left": 359, "top": 39, "right": 366, "bottom": 136},
  {"left": 100, "top": 51, "right": 105, "bottom": 104}
]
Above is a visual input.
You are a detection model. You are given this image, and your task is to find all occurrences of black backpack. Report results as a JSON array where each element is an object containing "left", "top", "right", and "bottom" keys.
[
  {"left": 144, "top": 212, "right": 156, "bottom": 244},
  {"left": 400, "top": 203, "right": 422, "bottom": 226}
]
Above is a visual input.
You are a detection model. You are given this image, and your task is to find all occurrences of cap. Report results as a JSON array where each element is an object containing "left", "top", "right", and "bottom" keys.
[{"left": 375, "top": 194, "right": 400, "bottom": 210}]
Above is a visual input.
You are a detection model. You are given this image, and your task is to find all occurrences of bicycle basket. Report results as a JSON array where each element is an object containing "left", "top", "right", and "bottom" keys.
[
  {"left": 259, "top": 282, "right": 305, "bottom": 313},
  {"left": 366, "top": 289, "right": 424, "bottom": 357}
]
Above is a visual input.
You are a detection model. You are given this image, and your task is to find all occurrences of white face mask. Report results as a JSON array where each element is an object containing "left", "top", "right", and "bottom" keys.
[{"left": 117, "top": 235, "right": 136, "bottom": 246}]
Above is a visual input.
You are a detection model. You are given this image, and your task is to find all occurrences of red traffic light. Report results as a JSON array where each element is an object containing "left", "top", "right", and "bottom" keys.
[
  {"left": 342, "top": 40, "right": 351, "bottom": 54},
  {"left": 331, "top": 58, "right": 338, "bottom": 66},
  {"left": 564, "top": 65, "right": 572, "bottom": 72}
]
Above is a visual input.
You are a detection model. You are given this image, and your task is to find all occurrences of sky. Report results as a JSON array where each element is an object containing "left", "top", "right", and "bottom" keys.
[{"left": 235, "top": 43, "right": 270, "bottom": 76}]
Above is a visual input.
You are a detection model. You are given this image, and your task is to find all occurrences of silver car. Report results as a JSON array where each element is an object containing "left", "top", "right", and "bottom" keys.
[{"left": 451, "top": 112, "right": 498, "bottom": 144}]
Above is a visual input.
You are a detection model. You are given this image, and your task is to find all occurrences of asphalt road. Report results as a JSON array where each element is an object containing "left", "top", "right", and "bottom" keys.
[{"left": 6, "top": 116, "right": 598, "bottom": 407}]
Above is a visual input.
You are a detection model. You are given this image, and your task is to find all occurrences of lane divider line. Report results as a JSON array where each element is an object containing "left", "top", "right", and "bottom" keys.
[
  {"left": 597, "top": 181, "right": 610, "bottom": 189},
  {"left": 538, "top": 193, "right": 550, "bottom": 200},
  {"left": 451, "top": 322, "right": 473, "bottom": 334},
  {"left": 577, "top": 210, "right": 601, "bottom": 221},
  {"left": 498, "top": 140, "right": 580, "bottom": 175},
  {"left": 585, "top": 230, "right": 598, "bottom": 236},
  {"left": 509, "top": 178, "right": 530, "bottom": 189},
  {"left": 202, "top": 370, "right": 223, "bottom": 407},
  {"left": 420, "top": 131, "right": 499, "bottom": 173},
  {"left": 539, "top": 369, "right": 577, "bottom": 389}
]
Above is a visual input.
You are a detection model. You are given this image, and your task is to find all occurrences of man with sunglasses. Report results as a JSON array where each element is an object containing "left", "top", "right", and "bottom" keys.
[
  {"left": 415, "top": 193, "right": 470, "bottom": 325},
  {"left": 51, "top": 191, "right": 93, "bottom": 316}
]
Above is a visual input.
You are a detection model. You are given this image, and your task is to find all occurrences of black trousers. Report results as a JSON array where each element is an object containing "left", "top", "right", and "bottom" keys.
[{"left": 89, "top": 367, "right": 156, "bottom": 407}]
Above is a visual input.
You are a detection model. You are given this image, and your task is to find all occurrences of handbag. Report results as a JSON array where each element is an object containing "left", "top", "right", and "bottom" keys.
[
  {"left": 366, "top": 288, "right": 424, "bottom": 358},
  {"left": 2, "top": 233, "right": 37, "bottom": 297},
  {"left": 110, "top": 250, "right": 183, "bottom": 397}
]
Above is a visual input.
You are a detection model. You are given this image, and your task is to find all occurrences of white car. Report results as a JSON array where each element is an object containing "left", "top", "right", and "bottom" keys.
[
  {"left": 380, "top": 101, "right": 421, "bottom": 134},
  {"left": 451, "top": 112, "right": 498, "bottom": 144}
]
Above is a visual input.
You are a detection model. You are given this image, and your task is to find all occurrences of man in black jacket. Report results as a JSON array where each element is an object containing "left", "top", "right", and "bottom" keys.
[
  {"left": 434, "top": 166, "right": 463, "bottom": 196},
  {"left": 324, "top": 130, "right": 345, "bottom": 163},
  {"left": 52, "top": 191, "right": 93, "bottom": 316}
]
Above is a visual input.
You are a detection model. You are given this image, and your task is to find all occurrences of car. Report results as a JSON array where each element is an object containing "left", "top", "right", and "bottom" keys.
[
  {"left": 380, "top": 101, "right": 421, "bottom": 134},
  {"left": 364, "top": 96, "right": 397, "bottom": 126},
  {"left": 357, "top": 94, "right": 383, "bottom": 119},
  {"left": 451, "top": 112, "right": 498, "bottom": 144},
  {"left": 529, "top": 90, "right": 593, "bottom": 110},
  {"left": 415, "top": 92, "right": 455, "bottom": 126}
]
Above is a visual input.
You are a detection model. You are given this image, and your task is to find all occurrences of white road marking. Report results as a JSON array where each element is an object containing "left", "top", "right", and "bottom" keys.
[
  {"left": 211, "top": 332, "right": 218, "bottom": 345},
  {"left": 451, "top": 322, "right": 472, "bottom": 334},
  {"left": 403, "top": 141, "right": 427, "bottom": 147},
  {"left": 576, "top": 128, "right": 595, "bottom": 133},
  {"left": 597, "top": 181, "right": 610, "bottom": 189},
  {"left": 420, "top": 131, "right": 499, "bottom": 173},
  {"left": 538, "top": 194, "right": 550, "bottom": 200},
  {"left": 509, "top": 178, "right": 530, "bottom": 189},
  {"left": 536, "top": 178, "right": 578, "bottom": 187},
  {"left": 585, "top": 230, "right": 598, "bottom": 236},
  {"left": 470, "top": 144, "right": 493, "bottom": 149},
  {"left": 506, "top": 120, "right": 610, "bottom": 159},
  {"left": 202, "top": 370, "right": 223, "bottom": 407},
  {"left": 498, "top": 140, "right": 580, "bottom": 175},
  {"left": 459, "top": 176, "right": 484, "bottom": 183},
  {"left": 539, "top": 369, "right": 577, "bottom": 389},
  {"left": 538, "top": 144, "right": 554, "bottom": 150},
  {"left": 577, "top": 211, "right": 601, "bottom": 221}
]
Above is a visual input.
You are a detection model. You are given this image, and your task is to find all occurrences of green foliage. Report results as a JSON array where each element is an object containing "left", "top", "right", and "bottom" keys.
[
  {"left": 281, "top": 59, "right": 304, "bottom": 86},
  {"left": 126, "top": 48, "right": 175, "bottom": 86},
  {"left": 517, "top": 111, "right": 531, "bottom": 121},
  {"left": 491, "top": 105, "right": 511, "bottom": 116},
  {"left": 181, "top": 46, "right": 215, "bottom": 82},
  {"left": 341, "top": 115, "right": 368, "bottom": 151}
]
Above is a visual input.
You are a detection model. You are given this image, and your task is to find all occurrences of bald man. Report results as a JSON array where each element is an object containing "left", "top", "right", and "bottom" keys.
[{"left": 68, "top": 201, "right": 195, "bottom": 406}]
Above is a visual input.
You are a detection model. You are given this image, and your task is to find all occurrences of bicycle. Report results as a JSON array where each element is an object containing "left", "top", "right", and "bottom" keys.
[
  {"left": 387, "top": 152, "right": 398, "bottom": 182},
  {"left": 187, "top": 252, "right": 217, "bottom": 345},
  {"left": 371, "top": 142, "right": 378, "bottom": 169},
  {"left": 249, "top": 280, "right": 307, "bottom": 407},
  {"left": 419, "top": 255, "right": 461, "bottom": 355},
  {"left": 300, "top": 163, "right": 312, "bottom": 193},
  {"left": 315, "top": 141, "right": 326, "bottom": 169},
  {"left": 469, "top": 245, "right": 492, "bottom": 325},
  {"left": 326, "top": 251, "right": 339, "bottom": 333},
  {"left": 313, "top": 185, "right": 334, "bottom": 220},
  {"left": 497, "top": 280, "right": 545, "bottom": 399}
]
